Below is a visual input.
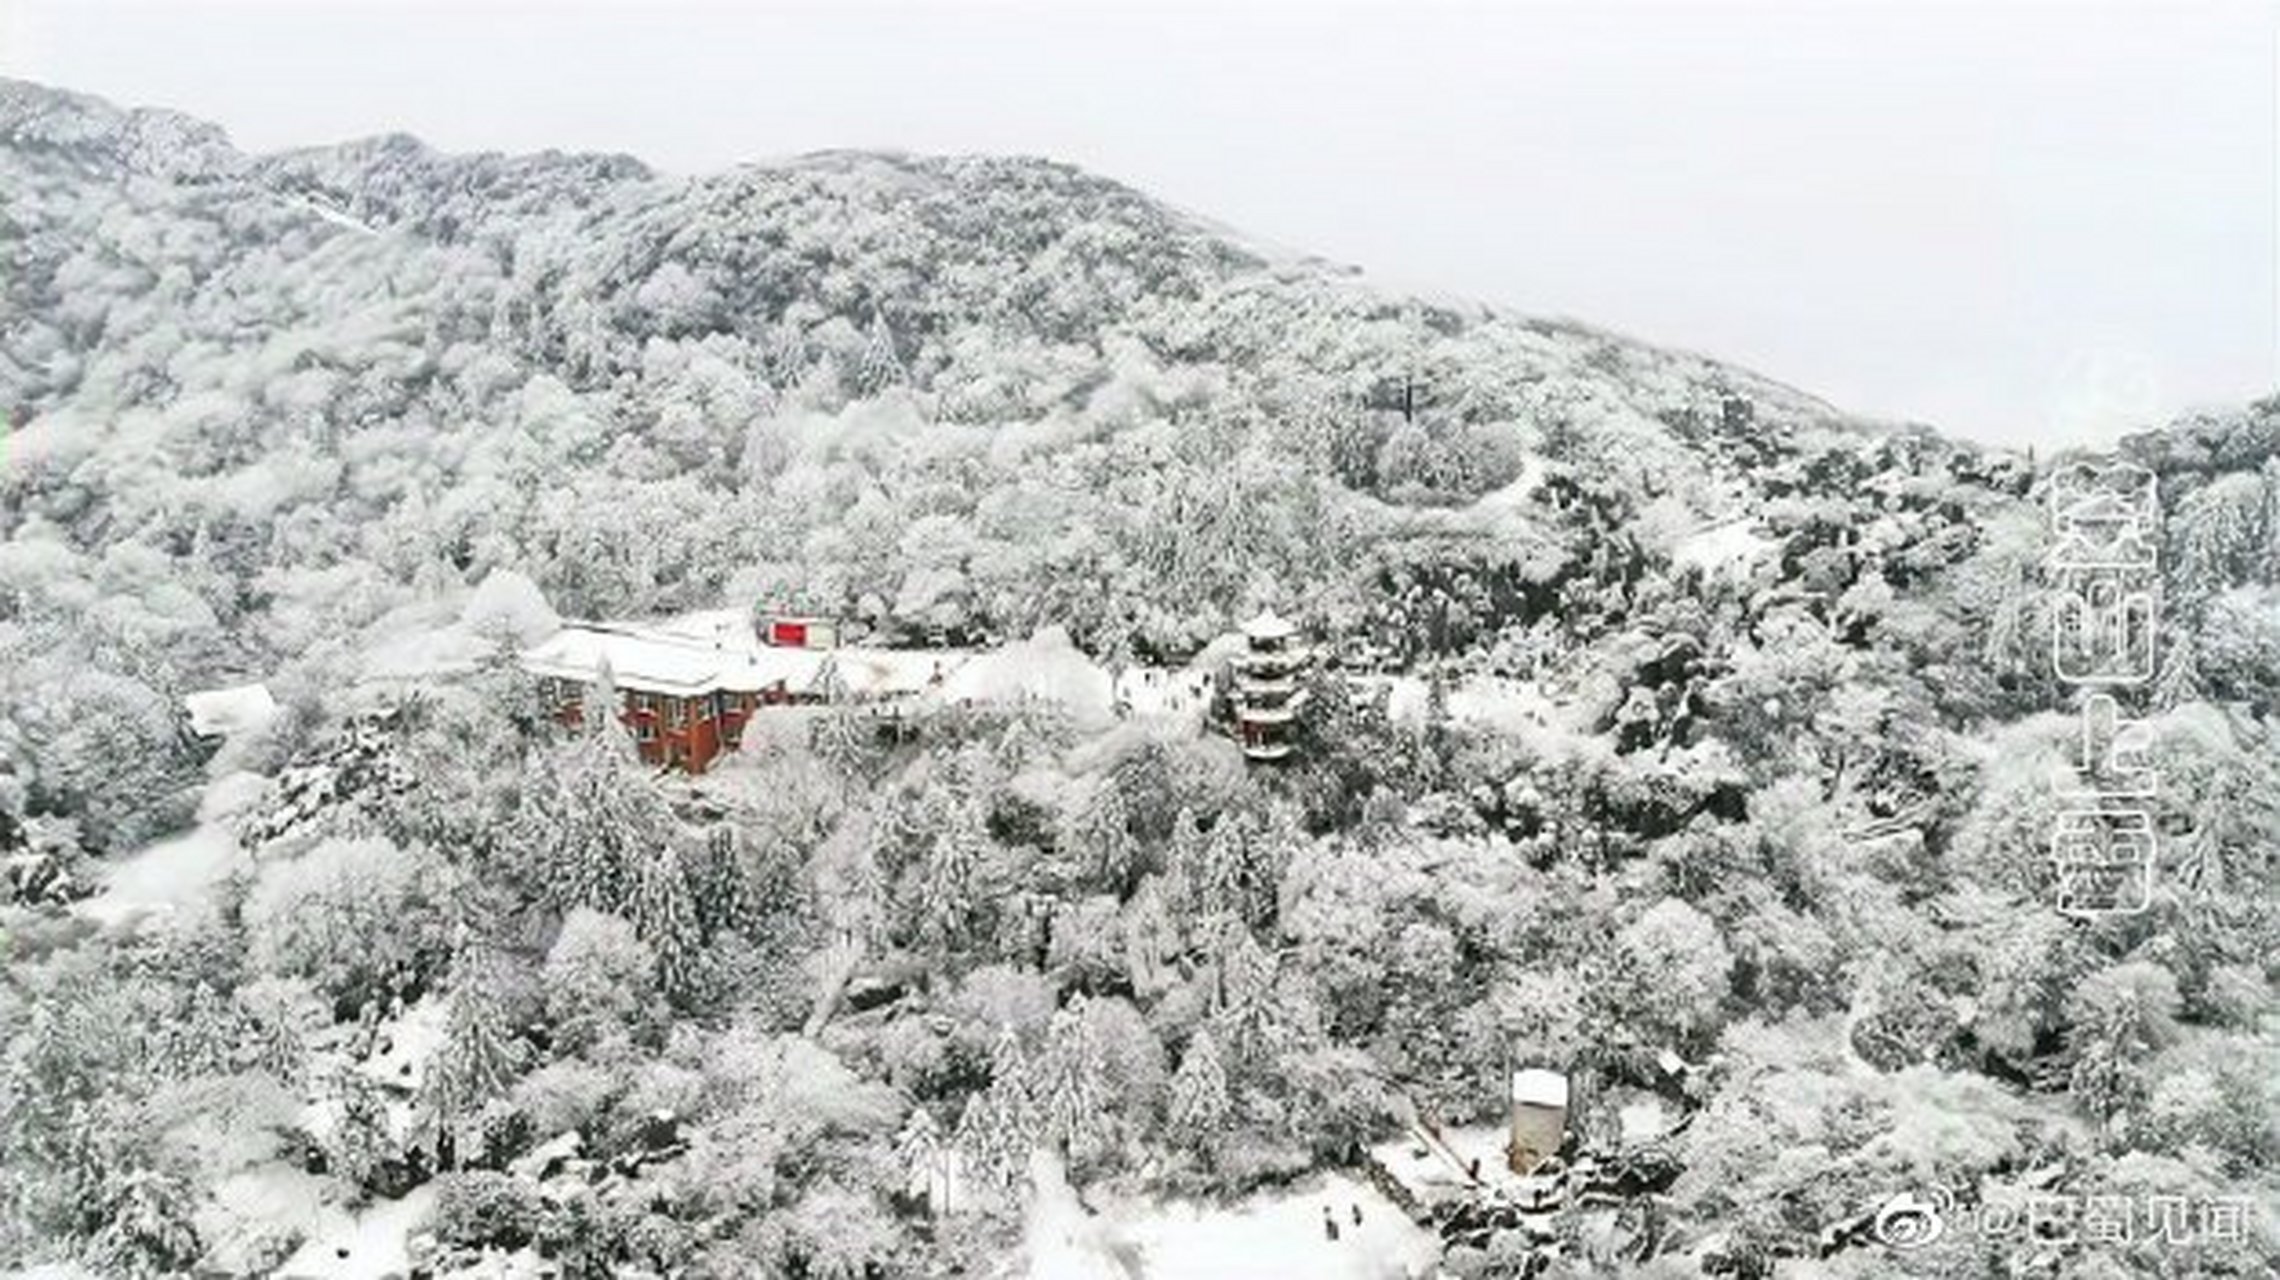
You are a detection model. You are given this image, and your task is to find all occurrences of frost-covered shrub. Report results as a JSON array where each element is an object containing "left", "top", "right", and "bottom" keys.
[
  {"left": 428, "top": 1170, "right": 540, "bottom": 1251},
  {"left": 1615, "top": 897, "right": 1734, "bottom": 1045},
  {"left": 541, "top": 908, "right": 657, "bottom": 1055},
  {"left": 460, "top": 567, "right": 560, "bottom": 648},
  {"left": 242, "top": 836, "right": 455, "bottom": 1015}
]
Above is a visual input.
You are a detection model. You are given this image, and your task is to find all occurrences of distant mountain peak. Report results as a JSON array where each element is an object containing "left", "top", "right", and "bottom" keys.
[{"left": 0, "top": 76, "right": 244, "bottom": 183}]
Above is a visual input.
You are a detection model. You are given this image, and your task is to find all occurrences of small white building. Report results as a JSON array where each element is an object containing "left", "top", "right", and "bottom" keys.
[
  {"left": 1507, "top": 1068, "right": 1570, "bottom": 1174},
  {"left": 184, "top": 683, "right": 279, "bottom": 742}
]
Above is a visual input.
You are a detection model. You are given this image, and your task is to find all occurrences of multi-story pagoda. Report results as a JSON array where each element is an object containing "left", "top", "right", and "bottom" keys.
[{"left": 1232, "top": 608, "right": 1311, "bottom": 762}]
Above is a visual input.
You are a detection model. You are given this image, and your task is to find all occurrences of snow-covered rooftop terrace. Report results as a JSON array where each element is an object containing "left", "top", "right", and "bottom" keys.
[{"left": 521, "top": 612, "right": 970, "bottom": 701}]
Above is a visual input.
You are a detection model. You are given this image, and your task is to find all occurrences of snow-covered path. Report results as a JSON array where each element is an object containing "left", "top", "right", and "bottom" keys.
[
  {"left": 76, "top": 771, "right": 267, "bottom": 928},
  {"left": 1106, "top": 1173, "right": 1437, "bottom": 1280},
  {"left": 1026, "top": 1157, "right": 1438, "bottom": 1280}
]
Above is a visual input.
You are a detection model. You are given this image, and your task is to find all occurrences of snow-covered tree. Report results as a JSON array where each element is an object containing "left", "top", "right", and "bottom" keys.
[
  {"left": 954, "top": 1028, "right": 1039, "bottom": 1190},
  {"left": 894, "top": 1106, "right": 954, "bottom": 1215},
  {"left": 1034, "top": 996, "right": 1111, "bottom": 1162},
  {"left": 542, "top": 908, "right": 658, "bottom": 1053},
  {"left": 512, "top": 729, "right": 679, "bottom": 915},
  {"left": 1063, "top": 777, "right": 1139, "bottom": 897},
  {"left": 1166, "top": 1028, "right": 1232, "bottom": 1162},
  {"left": 849, "top": 312, "right": 908, "bottom": 398},
  {"left": 416, "top": 949, "right": 525, "bottom": 1165},
  {"left": 629, "top": 844, "right": 706, "bottom": 1008},
  {"left": 2154, "top": 626, "right": 2205, "bottom": 710},
  {"left": 915, "top": 797, "right": 987, "bottom": 954}
]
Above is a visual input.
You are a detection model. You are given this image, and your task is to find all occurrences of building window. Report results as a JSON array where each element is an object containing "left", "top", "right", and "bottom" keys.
[
  {"left": 665, "top": 698, "right": 684, "bottom": 727},
  {"left": 637, "top": 722, "right": 657, "bottom": 741}
]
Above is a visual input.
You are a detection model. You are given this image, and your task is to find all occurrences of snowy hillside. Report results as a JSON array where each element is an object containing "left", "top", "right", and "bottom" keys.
[{"left": 3, "top": 76, "right": 2279, "bottom": 1280}]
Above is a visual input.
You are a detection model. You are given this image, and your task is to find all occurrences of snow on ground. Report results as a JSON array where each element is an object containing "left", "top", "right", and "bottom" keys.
[
  {"left": 1024, "top": 1151, "right": 1436, "bottom": 1280},
  {"left": 76, "top": 771, "right": 266, "bottom": 928},
  {"left": 1087, "top": 1173, "right": 1438, "bottom": 1280},
  {"left": 1111, "top": 664, "right": 1212, "bottom": 726},
  {"left": 1464, "top": 453, "right": 1550, "bottom": 517},
  {"left": 285, "top": 194, "right": 381, "bottom": 236},
  {"left": 185, "top": 682, "right": 280, "bottom": 739},
  {"left": 1374, "top": 674, "right": 1569, "bottom": 741},
  {"left": 197, "top": 1164, "right": 334, "bottom": 1275},
  {"left": 1024, "top": 1153, "right": 1141, "bottom": 1280},
  {"left": 359, "top": 995, "right": 449, "bottom": 1094},
  {"left": 271, "top": 1184, "right": 435, "bottom": 1280},
  {"left": 1670, "top": 516, "right": 1774, "bottom": 577},
  {"left": 435, "top": 1248, "right": 553, "bottom": 1279},
  {"left": 942, "top": 627, "right": 1115, "bottom": 728},
  {"left": 357, "top": 619, "right": 488, "bottom": 684},
  {"left": 1448, "top": 680, "right": 1559, "bottom": 739}
]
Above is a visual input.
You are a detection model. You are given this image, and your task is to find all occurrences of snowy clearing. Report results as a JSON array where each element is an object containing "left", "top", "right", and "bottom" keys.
[
  {"left": 76, "top": 772, "right": 265, "bottom": 928},
  {"left": 271, "top": 1184, "right": 435, "bottom": 1280},
  {"left": 1097, "top": 1174, "right": 1435, "bottom": 1280},
  {"left": 1025, "top": 1151, "right": 1436, "bottom": 1280},
  {"left": 1670, "top": 516, "right": 1774, "bottom": 577}
]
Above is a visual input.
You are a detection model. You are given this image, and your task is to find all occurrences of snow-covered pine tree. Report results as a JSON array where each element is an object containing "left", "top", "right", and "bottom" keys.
[
  {"left": 687, "top": 827, "right": 755, "bottom": 941},
  {"left": 1165, "top": 1028, "right": 1232, "bottom": 1160},
  {"left": 87, "top": 1160, "right": 202, "bottom": 1279},
  {"left": 894, "top": 1105, "right": 949, "bottom": 1214},
  {"left": 416, "top": 949, "right": 523, "bottom": 1167},
  {"left": 1065, "top": 777, "right": 1138, "bottom": 897},
  {"left": 512, "top": 729, "right": 678, "bottom": 915},
  {"left": 1119, "top": 876, "right": 1180, "bottom": 998},
  {"left": 1195, "top": 812, "right": 1248, "bottom": 922},
  {"left": 583, "top": 656, "right": 619, "bottom": 737},
  {"left": 328, "top": 1064, "right": 392, "bottom": 1192},
  {"left": 630, "top": 842, "right": 706, "bottom": 1008},
  {"left": 1981, "top": 558, "right": 2026, "bottom": 671},
  {"left": 1250, "top": 806, "right": 1303, "bottom": 927},
  {"left": 955, "top": 1028, "right": 1040, "bottom": 1190},
  {"left": 916, "top": 797, "right": 985, "bottom": 953},
  {"left": 1034, "top": 994, "right": 1110, "bottom": 1162},
  {"left": 1161, "top": 805, "right": 1207, "bottom": 932},
  {"left": 2155, "top": 626, "right": 2204, "bottom": 711},
  {"left": 809, "top": 701, "right": 872, "bottom": 779},
  {"left": 851, "top": 312, "right": 907, "bottom": 397},
  {"left": 1212, "top": 928, "right": 1284, "bottom": 1072}
]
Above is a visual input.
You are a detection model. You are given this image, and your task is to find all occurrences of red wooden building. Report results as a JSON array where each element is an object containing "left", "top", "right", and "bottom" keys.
[
  {"left": 523, "top": 623, "right": 831, "bottom": 773},
  {"left": 522, "top": 615, "right": 959, "bottom": 774}
]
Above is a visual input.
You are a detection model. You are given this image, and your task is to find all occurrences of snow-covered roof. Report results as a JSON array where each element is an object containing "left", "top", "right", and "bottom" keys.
[
  {"left": 522, "top": 625, "right": 741, "bottom": 695},
  {"left": 184, "top": 683, "right": 278, "bottom": 738},
  {"left": 1242, "top": 609, "right": 1297, "bottom": 642},
  {"left": 521, "top": 620, "right": 964, "bottom": 700},
  {"left": 1510, "top": 1068, "right": 1570, "bottom": 1109}
]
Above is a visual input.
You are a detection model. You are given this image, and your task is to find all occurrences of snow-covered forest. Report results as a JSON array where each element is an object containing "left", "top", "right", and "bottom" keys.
[{"left": 2, "top": 77, "right": 2278, "bottom": 1279}]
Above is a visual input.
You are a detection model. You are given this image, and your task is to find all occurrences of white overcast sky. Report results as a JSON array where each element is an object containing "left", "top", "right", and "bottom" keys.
[{"left": 4, "top": 0, "right": 2274, "bottom": 448}]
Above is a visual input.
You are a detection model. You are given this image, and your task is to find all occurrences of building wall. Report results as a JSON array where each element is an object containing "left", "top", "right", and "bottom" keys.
[
  {"left": 538, "top": 682, "right": 776, "bottom": 775},
  {"left": 1507, "top": 1102, "right": 1566, "bottom": 1174}
]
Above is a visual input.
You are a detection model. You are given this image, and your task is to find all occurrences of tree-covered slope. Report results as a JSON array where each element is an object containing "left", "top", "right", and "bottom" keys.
[{"left": 3, "top": 78, "right": 2278, "bottom": 1280}]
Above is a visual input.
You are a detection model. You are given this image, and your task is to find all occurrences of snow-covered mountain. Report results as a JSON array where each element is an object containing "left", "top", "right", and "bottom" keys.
[
  {"left": 4, "top": 78, "right": 2279, "bottom": 1280},
  {"left": 1, "top": 76, "right": 1901, "bottom": 661}
]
